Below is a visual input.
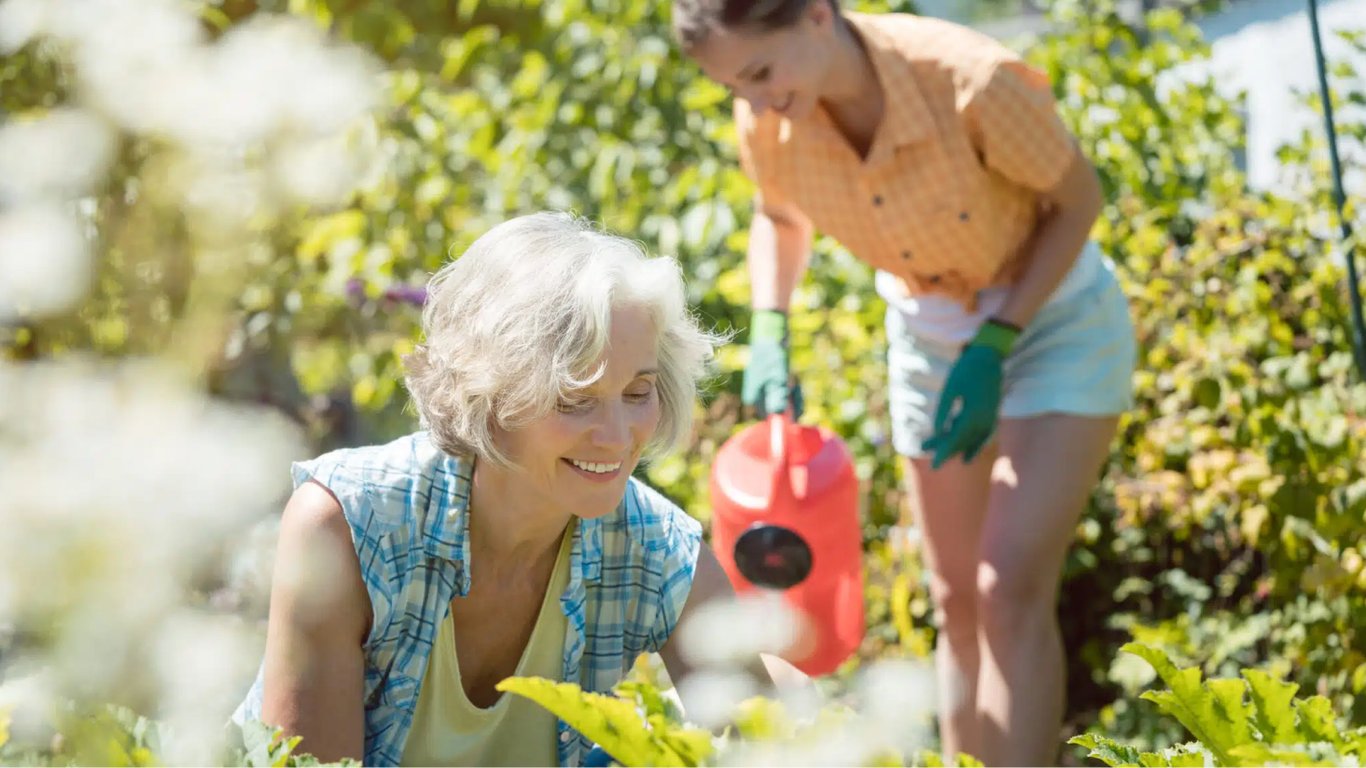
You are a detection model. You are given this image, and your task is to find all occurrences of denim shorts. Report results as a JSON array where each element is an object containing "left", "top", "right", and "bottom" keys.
[{"left": 884, "top": 251, "right": 1137, "bottom": 458}]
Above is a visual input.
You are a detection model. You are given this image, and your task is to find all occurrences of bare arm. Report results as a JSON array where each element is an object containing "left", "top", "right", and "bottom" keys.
[
  {"left": 659, "top": 543, "right": 811, "bottom": 699},
  {"left": 259, "top": 480, "right": 371, "bottom": 764},
  {"left": 748, "top": 198, "right": 815, "bottom": 312},
  {"left": 995, "top": 146, "right": 1104, "bottom": 329}
]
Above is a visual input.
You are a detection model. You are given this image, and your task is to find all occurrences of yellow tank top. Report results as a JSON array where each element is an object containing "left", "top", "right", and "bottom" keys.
[{"left": 400, "top": 525, "right": 573, "bottom": 767}]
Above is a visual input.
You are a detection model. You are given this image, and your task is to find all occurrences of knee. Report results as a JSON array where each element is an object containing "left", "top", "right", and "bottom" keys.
[
  {"left": 927, "top": 573, "right": 977, "bottom": 643},
  {"left": 976, "top": 558, "right": 1054, "bottom": 637}
]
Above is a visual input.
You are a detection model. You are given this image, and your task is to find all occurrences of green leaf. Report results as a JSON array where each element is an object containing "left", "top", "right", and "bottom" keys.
[
  {"left": 297, "top": 210, "right": 367, "bottom": 263},
  {"left": 730, "top": 697, "right": 795, "bottom": 741},
  {"left": 913, "top": 749, "right": 947, "bottom": 767},
  {"left": 238, "top": 720, "right": 308, "bottom": 768},
  {"left": 1294, "top": 696, "right": 1342, "bottom": 746},
  {"left": 1125, "top": 642, "right": 1242, "bottom": 765},
  {"left": 1208, "top": 678, "right": 1254, "bottom": 745},
  {"left": 1229, "top": 743, "right": 1342, "bottom": 766},
  {"left": 649, "top": 719, "right": 714, "bottom": 767},
  {"left": 1242, "top": 668, "right": 1299, "bottom": 743},
  {"left": 1068, "top": 733, "right": 1144, "bottom": 766},
  {"left": 616, "top": 680, "right": 671, "bottom": 721},
  {"left": 1149, "top": 742, "right": 1214, "bottom": 767},
  {"left": 496, "top": 676, "right": 700, "bottom": 767}
]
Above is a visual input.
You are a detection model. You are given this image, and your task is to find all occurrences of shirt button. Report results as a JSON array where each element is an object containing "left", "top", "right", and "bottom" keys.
[
  {"left": 872, "top": 195, "right": 883, "bottom": 206},
  {"left": 560, "top": 731, "right": 571, "bottom": 743}
]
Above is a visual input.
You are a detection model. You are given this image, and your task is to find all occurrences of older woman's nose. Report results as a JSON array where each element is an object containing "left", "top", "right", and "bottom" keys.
[{"left": 590, "top": 399, "right": 631, "bottom": 451}]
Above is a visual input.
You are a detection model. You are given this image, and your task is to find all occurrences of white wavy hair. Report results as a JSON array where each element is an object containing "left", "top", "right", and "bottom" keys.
[{"left": 404, "top": 211, "right": 720, "bottom": 467}]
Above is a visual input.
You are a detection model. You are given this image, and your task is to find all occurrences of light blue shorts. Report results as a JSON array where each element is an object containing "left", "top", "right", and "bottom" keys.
[{"left": 884, "top": 252, "right": 1137, "bottom": 458}]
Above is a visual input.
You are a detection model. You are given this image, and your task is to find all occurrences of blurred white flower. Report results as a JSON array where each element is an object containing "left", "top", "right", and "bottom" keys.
[
  {"left": 66, "top": 1, "right": 198, "bottom": 100},
  {"left": 854, "top": 658, "right": 937, "bottom": 753},
  {"left": 673, "top": 670, "right": 757, "bottom": 730},
  {"left": 225, "top": 516, "right": 281, "bottom": 615},
  {"left": 21, "top": 0, "right": 380, "bottom": 162},
  {"left": 209, "top": 17, "right": 379, "bottom": 142},
  {"left": 0, "top": 204, "right": 92, "bottom": 322},
  {"left": 676, "top": 592, "right": 804, "bottom": 670},
  {"left": 791, "top": 727, "right": 868, "bottom": 767},
  {"left": 69, "top": 0, "right": 205, "bottom": 134},
  {"left": 769, "top": 662, "right": 824, "bottom": 723},
  {"left": 272, "top": 134, "right": 366, "bottom": 208},
  {"left": 0, "top": 0, "right": 48, "bottom": 54},
  {"left": 152, "top": 611, "right": 264, "bottom": 765},
  {"left": 179, "top": 155, "right": 271, "bottom": 234},
  {"left": 3, "top": 0, "right": 382, "bottom": 213},
  {"left": 0, "top": 108, "right": 118, "bottom": 204},
  {"left": 719, "top": 717, "right": 918, "bottom": 768},
  {"left": 0, "top": 359, "right": 304, "bottom": 707},
  {"left": 51, "top": 0, "right": 202, "bottom": 54},
  {"left": 0, "top": 667, "right": 58, "bottom": 747},
  {"left": 74, "top": 11, "right": 380, "bottom": 148},
  {"left": 0, "top": 0, "right": 384, "bottom": 746}
]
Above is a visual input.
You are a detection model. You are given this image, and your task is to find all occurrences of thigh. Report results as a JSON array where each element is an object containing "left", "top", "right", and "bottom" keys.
[
  {"left": 979, "top": 414, "right": 1119, "bottom": 595},
  {"left": 903, "top": 453, "right": 995, "bottom": 596},
  {"left": 1000, "top": 262, "right": 1136, "bottom": 421}
]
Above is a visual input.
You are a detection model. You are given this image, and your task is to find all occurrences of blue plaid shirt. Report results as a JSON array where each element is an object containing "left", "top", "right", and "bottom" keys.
[{"left": 232, "top": 432, "right": 702, "bottom": 766}]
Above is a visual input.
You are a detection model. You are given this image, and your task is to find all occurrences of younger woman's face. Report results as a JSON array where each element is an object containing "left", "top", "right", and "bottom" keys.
[{"left": 684, "top": 1, "right": 835, "bottom": 121}]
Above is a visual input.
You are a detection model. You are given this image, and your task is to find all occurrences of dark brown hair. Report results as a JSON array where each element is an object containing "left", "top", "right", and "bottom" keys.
[{"left": 671, "top": 0, "right": 832, "bottom": 48}]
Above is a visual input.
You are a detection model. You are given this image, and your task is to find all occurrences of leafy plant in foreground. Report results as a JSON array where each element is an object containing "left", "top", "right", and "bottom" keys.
[{"left": 1071, "top": 643, "right": 1366, "bottom": 766}]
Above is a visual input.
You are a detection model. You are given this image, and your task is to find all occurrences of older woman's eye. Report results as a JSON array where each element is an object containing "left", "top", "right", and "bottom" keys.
[
  {"left": 625, "top": 389, "right": 654, "bottom": 403},
  {"left": 556, "top": 397, "right": 593, "bottom": 413}
]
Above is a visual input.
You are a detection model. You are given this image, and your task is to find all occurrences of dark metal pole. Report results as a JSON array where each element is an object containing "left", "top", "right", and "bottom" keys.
[{"left": 1307, "top": 0, "right": 1366, "bottom": 380}]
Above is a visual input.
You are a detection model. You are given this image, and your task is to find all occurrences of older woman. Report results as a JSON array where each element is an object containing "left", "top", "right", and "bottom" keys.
[{"left": 232, "top": 212, "right": 745, "bottom": 766}]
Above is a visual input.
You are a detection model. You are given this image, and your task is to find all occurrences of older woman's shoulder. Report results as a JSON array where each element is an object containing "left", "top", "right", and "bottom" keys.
[{"left": 290, "top": 431, "right": 470, "bottom": 537}]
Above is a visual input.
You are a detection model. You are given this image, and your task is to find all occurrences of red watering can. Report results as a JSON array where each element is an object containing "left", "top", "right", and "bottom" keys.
[{"left": 709, "top": 413, "right": 864, "bottom": 676}]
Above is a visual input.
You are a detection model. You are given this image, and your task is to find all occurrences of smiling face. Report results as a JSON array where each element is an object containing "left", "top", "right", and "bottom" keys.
[
  {"left": 683, "top": 0, "right": 835, "bottom": 120},
  {"left": 491, "top": 303, "right": 663, "bottom": 520}
]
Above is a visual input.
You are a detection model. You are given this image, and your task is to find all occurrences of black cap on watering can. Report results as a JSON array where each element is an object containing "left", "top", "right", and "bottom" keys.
[
  {"left": 731, "top": 413, "right": 814, "bottom": 590},
  {"left": 734, "top": 523, "right": 812, "bottom": 589}
]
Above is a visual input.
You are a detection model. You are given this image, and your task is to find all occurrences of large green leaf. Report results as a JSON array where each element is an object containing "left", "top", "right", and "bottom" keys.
[
  {"left": 496, "top": 676, "right": 708, "bottom": 767},
  {"left": 1125, "top": 643, "right": 1243, "bottom": 764},
  {"left": 1242, "top": 669, "right": 1299, "bottom": 744},
  {"left": 1293, "top": 696, "right": 1342, "bottom": 747},
  {"left": 1068, "top": 733, "right": 1145, "bottom": 766},
  {"left": 1228, "top": 742, "right": 1342, "bottom": 767}
]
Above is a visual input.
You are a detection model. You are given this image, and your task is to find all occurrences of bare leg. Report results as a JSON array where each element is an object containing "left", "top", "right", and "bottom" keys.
[
  {"left": 901, "top": 450, "right": 994, "bottom": 759},
  {"left": 974, "top": 414, "right": 1119, "bottom": 766}
]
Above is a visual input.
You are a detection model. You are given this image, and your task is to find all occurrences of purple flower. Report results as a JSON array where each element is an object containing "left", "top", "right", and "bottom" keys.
[
  {"left": 345, "top": 277, "right": 366, "bottom": 305},
  {"left": 345, "top": 277, "right": 427, "bottom": 308},
  {"left": 382, "top": 284, "right": 428, "bottom": 307}
]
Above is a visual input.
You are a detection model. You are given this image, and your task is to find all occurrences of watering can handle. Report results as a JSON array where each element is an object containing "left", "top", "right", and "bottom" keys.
[{"left": 767, "top": 412, "right": 794, "bottom": 509}]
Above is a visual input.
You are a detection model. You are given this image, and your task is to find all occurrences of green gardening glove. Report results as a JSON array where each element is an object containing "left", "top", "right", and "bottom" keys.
[
  {"left": 922, "top": 319, "right": 1020, "bottom": 469},
  {"left": 742, "top": 309, "right": 803, "bottom": 419}
]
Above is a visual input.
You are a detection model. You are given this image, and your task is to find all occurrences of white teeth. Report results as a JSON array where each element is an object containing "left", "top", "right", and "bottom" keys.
[{"left": 569, "top": 459, "right": 621, "bottom": 474}]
